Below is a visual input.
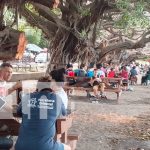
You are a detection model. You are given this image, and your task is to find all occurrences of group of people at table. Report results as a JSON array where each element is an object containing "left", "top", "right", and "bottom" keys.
[
  {"left": 65, "top": 63, "right": 146, "bottom": 98},
  {"left": 0, "top": 63, "right": 70, "bottom": 150},
  {"left": 0, "top": 62, "right": 150, "bottom": 150}
]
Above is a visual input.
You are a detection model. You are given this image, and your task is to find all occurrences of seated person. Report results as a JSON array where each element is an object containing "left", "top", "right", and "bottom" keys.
[
  {"left": 65, "top": 64, "right": 75, "bottom": 77},
  {"left": 0, "top": 63, "right": 22, "bottom": 150},
  {"left": 50, "top": 68, "right": 68, "bottom": 110},
  {"left": 107, "top": 68, "right": 117, "bottom": 87},
  {"left": 107, "top": 68, "right": 115, "bottom": 78},
  {"left": 89, "top": 76, "right": 106, "bottom": 99},
  {"left": 76, "top": 64, "right": 87, "bottom": 77},
  {"left": 15, "top": 77, "right": 71, "bottom": 150},
  {"left": 120, "top": 66, "right": 129, "bottom": 90},
  {"left": 65, "top": 64, "right": 76, "bottom": 85},
  {"left": 86, "top": 64, "right": 95, "bottom": 78},
  {"left": 96, "top": 67, "right": 105, "bottom": 78}
]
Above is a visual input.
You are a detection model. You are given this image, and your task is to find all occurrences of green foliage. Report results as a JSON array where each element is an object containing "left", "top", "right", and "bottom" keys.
[
  {"left": 18, "top": 20, "right": 48, "bottom": 48},
  {"left": 25, "top": 28, "right": 48, "bottom": 48},
  {"left": 117, "top": 0, "right": 130, "bottom": 10},
  {"left": 25, "top": 3, "right": 39, "bottom": 15},
  {"left": 115, "top": 0, "right": 150, "bottom": 34},
  {"left": 18, "top": 20, "right": 28, "bottom": 31},
  {"left": 79, "top": 7, "right": 91, "bottom": 17},
  {"left": 38, "top": 36, "right": 49, "bottom": 48},
  {"left": 51, "top": 8, "right": 62, "bottom": 16},
  {"left": 3, "top": 6, "right": 49, "bottom": 50},
  {"left": 142, "top": 56, "right": 149, "bottom": 60},
  {"left": 26, "top": 29, "right": 41, "bottom": 45},
  {"left": 3, "top": 7, "right": 15, "bottom": 26}
]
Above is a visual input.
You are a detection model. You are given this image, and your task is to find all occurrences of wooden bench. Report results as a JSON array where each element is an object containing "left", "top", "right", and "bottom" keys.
[
  {"left": 130, "top": 76, "right": 137, "bottom": 85},
  {"left": 64, "top": 76, "right": 122, "bottom": 100},
  {"left": 56, "top": 115, "right": 79, "bottom": 150},
  {"left": 0, "top": 114, "right": 79, "bottom": 150}
]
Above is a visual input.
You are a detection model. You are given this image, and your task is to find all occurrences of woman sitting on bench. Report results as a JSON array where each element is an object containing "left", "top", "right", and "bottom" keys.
[
  {"left": 89, "top": 69, "right": 106, "bottom": 100},
  {"left": 15, "top": 77, "right": 71, "bottom": 150}
]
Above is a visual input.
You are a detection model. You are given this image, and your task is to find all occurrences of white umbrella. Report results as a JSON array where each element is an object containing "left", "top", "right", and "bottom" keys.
[{"left": 26, "top": 44, "right": 42, "bottom": 53}]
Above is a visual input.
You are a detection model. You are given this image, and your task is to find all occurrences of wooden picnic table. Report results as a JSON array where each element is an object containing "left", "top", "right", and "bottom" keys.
[
  {"left": 0, "top": 115, "right": 72, "bottom": 137},
  {"left": 64, "top": 76, "right": 122, "bottom": 100},
  {"left": 0, "top": 112, "right": 78, "bottom": 150}
]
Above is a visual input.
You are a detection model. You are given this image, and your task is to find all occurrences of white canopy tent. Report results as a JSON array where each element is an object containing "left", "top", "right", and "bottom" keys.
[{"left": 26, "top": 44, "right": 42, "bottom": 53}]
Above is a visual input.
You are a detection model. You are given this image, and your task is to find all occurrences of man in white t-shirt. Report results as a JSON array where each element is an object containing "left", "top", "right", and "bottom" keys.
[
  {"left": 0, "top": 63, "right": 21, "bottom": 97},
  {"left": 0, "top": 63, "right": 21, "bottom": 150},
  {"left": 0, "top": 63, "right": 12, "bottom": 95}
]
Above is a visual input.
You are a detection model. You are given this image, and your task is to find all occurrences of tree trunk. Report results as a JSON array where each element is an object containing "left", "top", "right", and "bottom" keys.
[
  {"left": 46, "top": 29, "right": 94, "bottom": 73},
  {"left": 0, "top": 27, "right": 27, "bottom": 61}
]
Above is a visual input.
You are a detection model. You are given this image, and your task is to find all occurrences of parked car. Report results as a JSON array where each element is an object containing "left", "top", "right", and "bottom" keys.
[{"left": 35, "top": 52, "right": 49, "bottom": 63}]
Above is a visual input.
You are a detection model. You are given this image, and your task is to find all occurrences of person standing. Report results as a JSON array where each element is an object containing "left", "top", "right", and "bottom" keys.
[{"left": 130, "top": 66, "right": 138, "bottom": 85}]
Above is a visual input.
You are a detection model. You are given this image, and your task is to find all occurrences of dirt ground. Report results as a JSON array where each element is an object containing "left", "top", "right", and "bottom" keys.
[{"left": 69, "top": 85, "right": 150, "bottom": 150}]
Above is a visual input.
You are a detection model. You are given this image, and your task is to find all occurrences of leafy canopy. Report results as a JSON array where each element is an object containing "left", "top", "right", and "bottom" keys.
[{"left": 115, "top": 0, "right": 150, "bottom": 31}]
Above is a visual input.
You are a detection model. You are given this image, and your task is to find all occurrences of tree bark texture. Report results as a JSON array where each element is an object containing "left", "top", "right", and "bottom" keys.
[{"left": 0, "top": 27, "right": 27, "bottom": 61}]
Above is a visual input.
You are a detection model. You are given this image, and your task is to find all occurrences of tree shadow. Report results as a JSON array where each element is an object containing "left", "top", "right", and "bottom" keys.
[
  {"left": 129, "top": 97, "right": 150, "bottom": 105},
  {"left": 70, "top": 95, "right": 118, "bottom": 105},
  {"left": 112, "top": 138, "right": 150, "bottom": 150}
]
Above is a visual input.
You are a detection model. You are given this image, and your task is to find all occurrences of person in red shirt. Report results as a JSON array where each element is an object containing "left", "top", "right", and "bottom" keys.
[
  {"left": 107, "top": 68, "right": 115, "bottom": 78},
  {"left": 120, "top": 66, "right": 129, "bottom": 90},
  {"left": 66, "top": 64, "right": 75, "bottom": 77},
  {"left": 65, "top": 64, "right": 76, "bottom": 86}
]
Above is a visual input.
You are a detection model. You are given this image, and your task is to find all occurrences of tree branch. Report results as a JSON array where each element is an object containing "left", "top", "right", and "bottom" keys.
[
  {"left": 24, "top": 0, "right": 55, "bottom": 8},
  {"left": 28, "top": 2, "right": 84, "bottom": 40},
  {"left": 21, "top": 4, "right": 57, "bottom": 38},
  {"left": 66, "top": 0, "right": 79, "bottom": 13},
  {"left": 98, "top": 30, "right": 150, "bottom": 59},
  {"left": 78, "top": 0, "right": 108, "bottom": 31}
]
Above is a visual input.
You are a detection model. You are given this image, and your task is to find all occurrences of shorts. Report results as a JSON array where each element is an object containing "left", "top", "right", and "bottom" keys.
[
  {"left": 93, "top": 82, "right": 105, "bottom": 91},
  {"left": 122, "top": 79, "right": 128, "bottom": 86}
]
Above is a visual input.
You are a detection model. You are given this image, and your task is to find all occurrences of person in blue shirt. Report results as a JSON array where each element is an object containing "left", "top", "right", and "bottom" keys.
[
  {"left": 76, "top": 64, "right": 87, "bottom": 77},
  {"left": 130, "top": 66, "right": 138, "bottom": 85},
  {"left": 86, "top": 65, "right": 94, "bottom": 78},
  {"left": 130, "top": 66, "right": 138, "bottom": 77},
  {"left": 15, "top": 76, "right": 71, "bottom": 150}
]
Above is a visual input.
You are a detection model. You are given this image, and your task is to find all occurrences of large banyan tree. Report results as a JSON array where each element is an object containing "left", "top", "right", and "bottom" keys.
[
  {"left": 19, "top": 0, "right": 110, "bottom": 65},
  {"left": 1, "top": 0, "right": 150, "bottom": 66}
]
